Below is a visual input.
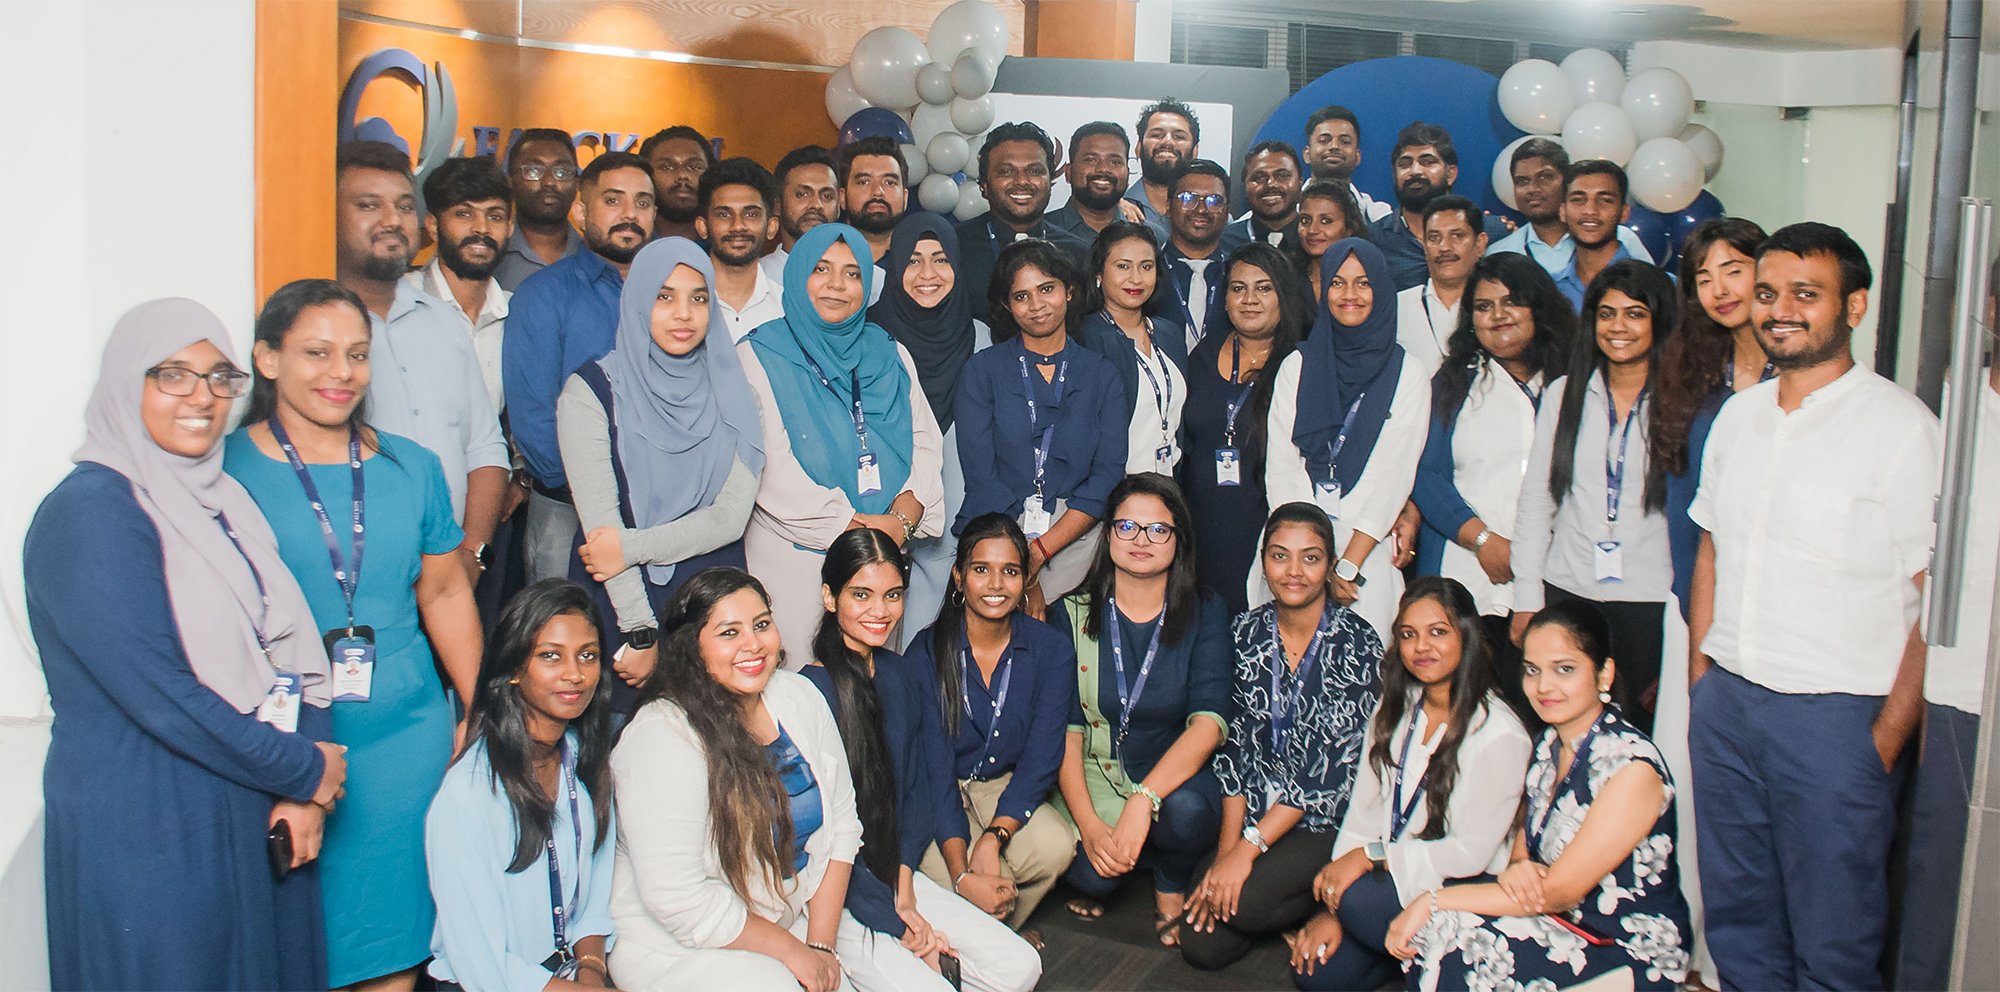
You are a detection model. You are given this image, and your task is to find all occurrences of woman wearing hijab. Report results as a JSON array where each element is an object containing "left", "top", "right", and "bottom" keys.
[
  {"left": 560, "top": 238, "right": 765, "bottom": 712},
  {"left": 869, "top": 214, "right": 991, "bottom": 646},
  {"left": 27, "top": 298, "right": 347, "bottom": 990},
  {"left": 741, "top": 222, "right": 947, "bottom": 661},
  {"left": 1265, "top": 238, "right": 1431, "bottom": 643}
]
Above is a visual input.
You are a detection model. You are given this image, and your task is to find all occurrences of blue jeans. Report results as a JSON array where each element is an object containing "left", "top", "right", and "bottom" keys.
[{"left": 1063, "top": 769, "right": 1222, "bottom": 897}]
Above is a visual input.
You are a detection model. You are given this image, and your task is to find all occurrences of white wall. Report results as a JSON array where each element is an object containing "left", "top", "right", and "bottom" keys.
[{"left": 0, "top": 1, "right": 257, "bottom": 987}]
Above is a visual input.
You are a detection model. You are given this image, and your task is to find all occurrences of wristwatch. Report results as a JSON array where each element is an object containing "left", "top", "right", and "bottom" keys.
[
  {"left": 625, "top": 626, "right": 658, "bottom": 651},
  {"left": 1366, "top": 840, "right": 1387, "bottom": 871},
  {"left": 1472, "top": 528, "right": 1493, "bottom": 551},
  {"left": 1241, "top": 824, "right": 1269, "bottom": 853},
  {"left": 983, "top": 824, "right": 1015, "bottom": 853},
  {"left": 1334, "top": 558, "right": 1362, "bottom": 583},
  {"left": 463, "top": 541, "right": 491, "bottom": 570}
]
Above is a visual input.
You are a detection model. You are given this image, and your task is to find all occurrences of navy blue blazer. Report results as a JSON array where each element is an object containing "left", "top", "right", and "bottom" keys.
[
  {"left": 953, "top": 336, "right": 1128, "bottom": 532},
  {"left": 1076, "top": 310, "right": 1189, "bottom": 418},
  {"left": 952, "top": 215, "right": 1091, "bottom": 317},
  {"left": 1164, "top": 243, "right": 1230, "bottom": 344}
]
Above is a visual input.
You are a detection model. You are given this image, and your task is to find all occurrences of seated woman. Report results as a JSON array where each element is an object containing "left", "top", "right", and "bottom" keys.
[
  {"left": 1076, "top": 221, "right": 1188, "bottom": 476},
  {"left": 426, "top": 580, "right": 616, "bottom": 990},
  {"left": 800, "top": 529, "right": 1044, "bottom": 992},
  {"left": 905, "top": 513, "right": 1080, "bottom": 931},
  {"left": 1387, "top": 600, "right": 1692, "bottom": 992},
  {"left": 1180, "top": 502, "right": 1384, "bottom": 971},
  {"left": 1048, "top": 473, "right": 1230, "bottom": 947},
  {"left": 560, "top": 238, "right": 763, "bottom": 711},
  {"left": 1290, "top": 577, "right": 1533, "bottom": 990}
]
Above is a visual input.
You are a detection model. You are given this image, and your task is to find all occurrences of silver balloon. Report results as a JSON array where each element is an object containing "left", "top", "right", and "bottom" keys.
[
  {"left": 951, "top": 51, "right": 995, "bottom": 100},
  {"left": 1561, "top": 101, "right": 1638, "bottom": 167},
  {"left": 911, "top": 101, "right": 956, "bottom": 148},
  {"left": 1496, "top": 59, "right": 1574, "bottom": 135},
  {"left": 915, "top": 61, "right": 955, "bottom": 106},
  {"left": 926, "top": 131, "right": 971, "bottom": 175},
  {"left": 1620, "top": 67, "right": 1694, "bottom": 143},
  {"left": 1679, "top": 123, "right": 1725, "bottom": 182},
  {"left": 902, "top": 143, "right": 930, "bottom": 184},
  {"left": 1626, "top": 137, "right": 1704, "bottom": 213},
  {"left": 928, "top": 0, "right": 1010, "bottom": 66},
  {"left": 849, "top": 27, "right": 931, "bottom": 111},
  {"left": 950, "top": 95, "right": 995, "bottom": 135},
  {"left": 825, "top": 65, "right": 871, "bottom": 129},
  {"left": 1560, "top": 49, "right": 1626, "bottom": 106},
  {"left": 918, "top": 173, "right": 960, "bottom": 214},
  {"left": 954, "top": 175, "right": 990, "bottom": 220}
]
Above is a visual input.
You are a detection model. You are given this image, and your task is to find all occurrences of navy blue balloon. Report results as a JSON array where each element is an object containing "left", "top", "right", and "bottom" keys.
[
  {"left": 838, "top": 107, "right": 914, "bottom": 148},
  {"left": 1624, "top": 204, "right": 1673, "bottom": 266},
  {"left": 1665, "top": 191, "right": 1725, "bottom": 258}
]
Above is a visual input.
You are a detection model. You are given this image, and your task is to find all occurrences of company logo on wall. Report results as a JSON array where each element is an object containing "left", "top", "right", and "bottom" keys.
[{"left": 339, "top": 47, "right": 644, "bottom": 166}]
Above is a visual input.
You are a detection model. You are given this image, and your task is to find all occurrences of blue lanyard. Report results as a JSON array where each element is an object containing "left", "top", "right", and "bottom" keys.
[
  {"left": 960, "top": 640, "right": 1015, "bottom": 772},
  {"left": 986, "top": 218, "right": 1045, "bottom": 257},
  {"left": 1105, "top": 597, "right": 1164, "bottom": 759},
  {"left": 545, "top": 737, "right": 584, "bottom": 963},
  {"left": 1721, "top": 359, "right": 1775, "bottom": 390},
  {"left": 268, "top": 418, "right": 365, "bottom": 628},
  {"left": 1418, "top": 290, "right": 1450, "bottom": 352},
  {"left": 216, "top": 512, "right": 274, "bottom": 663},
  {"left": 1323, "top": 394, "right": 1367, "bottom": 487},
  {"left": 1018, "top": 354, "right": 1065, "bottom": 498},
  {"left": 1389, "top": 714, "right": 1430, "bottom": 841},
  {"left": 1527, "top": 719, "right": 1600, "bottom": 859},
  {"left": 1223, "top": 336, "right": 1257, "bottom": 446},
  {"left": 801, "top": 351, "right": 869, "bottom": 451},
  {"left": 1130, "top": 328, "right": 1174, "bottom": 447},
  {"left": 1169, "top": 258, "right": 1218, "bottom": 326},
  {"left": 1268, "top": 602, "right": 1334, "bottom": 755},
  {"left": 1503, "top": 364, "right": 1543, "bottom": 410},
  {"left": 1604, "top": 387, "right": 1647, "bottom": 525}
]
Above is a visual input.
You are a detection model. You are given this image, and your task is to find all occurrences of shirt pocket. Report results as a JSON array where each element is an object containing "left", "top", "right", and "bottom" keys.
[{"left": 1785, "top": 488, "right": 1869, "bottom": 573}]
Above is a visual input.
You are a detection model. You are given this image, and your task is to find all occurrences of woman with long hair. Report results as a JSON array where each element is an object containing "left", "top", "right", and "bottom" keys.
[
  {"left": 1289, "top": 578, "right": 1533, "bottom": 989},
  {"left": 29, "top": 298, "right": 344, "bottom": 990},
  {"left": 1510, "top": 261, "right": 1677, "bottom": 734},
  {"left": 1050, "top": 473, "right": 1230, "bottom": 947},
  {"left": 225, "top": 279, "right": 482, "bottom": 991},
  {"left": 425, "top": 580, "right": 616, "bottom": 990},
  {"left": 905, "top": 513, "right": 1079, "bottom": 930},
  {"left": 559, "top": 238, "right": 764, "bottom": 713},
  {"left": 801, "top": 529, "right": 1043, "bottom": 992},
  {"left": 1077, "top": 221, "right": 1189, "bottom": 475},
  {"left": 1179, "top": 243, "right": 1308, "bottom": 615},
  {"left": 1293, "top": 180, "right": 1368, "bottom": 298},
  {"left": 1387, "top": 601, "right": 1692, "bottom": 992},
  {"left": 1180, "top": 503, "right": 1384, "bottom": 971}
]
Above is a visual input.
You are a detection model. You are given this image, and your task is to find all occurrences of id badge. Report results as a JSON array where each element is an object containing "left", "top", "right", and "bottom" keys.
[
  {"left": 1594, "top": 540, "right": 1625, "bottom": 582},
  {"left": 324, "top": 626, "right": 377, "bottom": 702},
  {"left": 542, "top": 950, "right": 578, "bottom": 978},
  {"left": 1154, "top": 444, "right": 1174, "bottom": 472},
  {"left": 1214, "top": 447, "right": 1241, "bottom": 486},
  {"left": 1314, "top": 479, "right": 1343, "bottom": 520},
  {"left": 258, "top": 672, "right": 301, "bottom": 733},
  {"left": 1021, "top": 495, "right": 1053, "bottom": 538},
  {"left": 856, "top": 450, "right": 883, "bottom": 496}
]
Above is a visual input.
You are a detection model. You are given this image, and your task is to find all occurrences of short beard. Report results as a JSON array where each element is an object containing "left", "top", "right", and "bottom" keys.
[
  {"left": 438, "top": 235, "right": 500, "bottom": 282},
  {"left": 850, "top": 203, "right": 902, "bottom": 236},
  {"left": 657, "top": 201, "right": 700, "bottom": 226},
  {"left": 1070, "top": 179, "right": 1124, "bottom": 212},
  {"left": 351, "top": 251, "right": 407, "bottom": 283},
  {"left": 1395, "top": 180, "right": 1446, "bottom": 212},
  {"left": 1764, "top": 319, "right": 1853, "bottom": 371},
  {"left": 1140, "top": 151, "right": 1181, "bottom": 186},
  {"left": 586, "top": 230, "right": 641, "bottom": 266},
  {"left": 514, "top": 196, "right": 571, "bottom": 227},
  {"left": 711, "top": 237, "right": 764, "bottom": 268}
]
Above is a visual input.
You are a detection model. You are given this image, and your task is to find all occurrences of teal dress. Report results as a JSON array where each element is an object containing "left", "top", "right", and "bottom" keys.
[{"left": 225, "top": 429, "right": 463, "bottom": 986}]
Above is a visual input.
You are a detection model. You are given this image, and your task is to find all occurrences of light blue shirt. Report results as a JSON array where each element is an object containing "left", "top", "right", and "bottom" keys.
[
  {"left": 368, "top": 282, "right": 510, "bottom": 521},
  {"left": 426, "top": 735, "right": 617, "bottom": 992},
  {"left": 1490, "top": 223, "right": 1654, "bottom": 275},
  {"left": 1551, "top": 243, "right": 1637, "bottom": 313}
]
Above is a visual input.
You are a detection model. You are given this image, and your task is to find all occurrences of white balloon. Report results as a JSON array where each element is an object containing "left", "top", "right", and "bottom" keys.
[
  {"left": 1620, "top": 67, "right": 1694, "bottom": 142},
  {"left": 1561, "top": 101, "right": 1638, "bottom": 166},
  {"left": 850, "top": 27, "right": 931, "bottom": 111},
  {"left": 915, "top": 61, "right": 955, "bottom": 106},
  {"left": 918, "top": 173, "right": 960, "bottom": 214},
  {"left": 928, "top": 0, "right": 1010, "bottom": 66},
  {"left": 1496, "top": 59, "right": 1574, "bottom": 135},
  {"left": 1560, "top": 48, "right": 1626, "bottom": 106},
  {"left": 911, "top": 102, "right": 957, "bottom": 149},
  {"left": 950, "top": 95, "right": 995, "bottom": 135},
  {"left": 1679, "top": 122, "right": 1725, "bottom": 182},
  {"left": 1491, "top": 135, "right": 1533, "bottom": 211},
  {"left": 964, "top": 128, "right": 989, "bottom": 170},
  {"left": 902, "top": 143, "right": 930, "bottom": 184},
  {"left": 1627, "top": 137, "right": 1705, "bottom": 213},
  {"left": 955, "top": 175, "right": 990, "bottom": 220},
  {"left": 951, "top": 52, "right": 996, "bottom": 99},
  {"left": 824, "top": 65, "right": 871, "bottom": 129},
  {"left": 927, "top": 131, "right": 971, "bottom": 175}
]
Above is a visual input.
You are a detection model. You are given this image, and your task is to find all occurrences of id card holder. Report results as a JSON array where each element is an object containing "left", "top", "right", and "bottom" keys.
[
  {"left": 542, "top": 950, "right": 578, "bottom": 979},
  {"left": 324, "top": 625, "right": 377, "bottom": 702},
  {"left": 856, "top": 450, "right": 883, "bottom": 496},
  {"left": 1593, "top": 540, "right": 1625, "bottom": 582},
  {"left": 1154, "top": 444, "right": 1173, "bottom": 472},
  {"left": 1314, "top": 479, "right": 1343, "bottom": 520},
  {"left": 1021, "top": 495, "right": 1053, "bottom": 538},
  {"left": 1214, "top": 447, "right": 1241, "bottom": 486},
  {"left": 258, "top": 672, "right": 301, "bottom": 733}
]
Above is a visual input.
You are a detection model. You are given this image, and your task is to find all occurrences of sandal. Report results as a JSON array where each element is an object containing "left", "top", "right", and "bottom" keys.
[
  {"left": 1154, "top": 911, "right": 1182, "bottom": 947},
  {"left": 1064, "top": 897, "right": 1105, "bottom": 921}
]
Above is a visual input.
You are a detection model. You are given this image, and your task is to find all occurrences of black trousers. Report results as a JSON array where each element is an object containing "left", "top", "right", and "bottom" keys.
[
  {"left": 1543, "top": 583, "right": 1665, "bottom": 734},
  {"left": 1178, "top": 826, "right": 1336, "bottom": 971}
]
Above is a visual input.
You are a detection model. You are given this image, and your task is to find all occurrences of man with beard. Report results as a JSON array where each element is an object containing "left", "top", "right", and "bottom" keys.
[
  {"left": 1301, "top": 106, "right": 1389, "bottom": 222},
  {"left": 1227, "top": 140, "right": 1302, "bottom": 249},
  {"left": 697, "top": 157, "right": 785, "bottom": 341},
  {"left": 494, "top": 128, "right": 582, "bottom": 291},
  {"left": 1489, "top": 138, "right": 1652, "bottom": 275},
  {"left": 1162, "top": 158, "right": 1233, "bottom": 350},
  {"left": 407, "top": 156, "right": 512, "bottom": 412},
  {"left": 1552, "top": 160, "right": 1636, "bottom": 312},
  {"left": 502, "top": 151, "right": 655, "bottom": 582},
  {"left": 954, "top": 121, "right": 1089, "bottom": 306},
  {"left": 1365, "top": 122, "right": 1509, "bottom": 291},
  {"left": 1047, "top": 122, "right": 1148, "bottom": 242},
  {"left": 1688, "top": 222, "right": 1939, "bottom": 992},
  {"left": 761, "top": 144, "right": 839, "bottom": 281},
  {"left": 333, "top": 141, "right": 509, "bottom": 582},
  {"left": 1126, "top": 98, "right": 1199, "bottom": 239},
  {"left": 835, "top": 135, "right": 908, "bottom": 303},
  {"left": 1395, "top": 194, "right": 1486, "bottom": 375},
  {"left": 640, "top": 125, "right": 712, "bottom": 242}
]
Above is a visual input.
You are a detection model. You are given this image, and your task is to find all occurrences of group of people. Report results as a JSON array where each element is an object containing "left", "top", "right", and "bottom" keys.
[{"left": 27, "top": 93, "right": 1991, "bottom": 992}]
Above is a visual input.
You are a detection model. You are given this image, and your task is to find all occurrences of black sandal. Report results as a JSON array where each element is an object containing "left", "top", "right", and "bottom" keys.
[{"left": 1064, "top": 897, "right": 1105, "bottom": 921}]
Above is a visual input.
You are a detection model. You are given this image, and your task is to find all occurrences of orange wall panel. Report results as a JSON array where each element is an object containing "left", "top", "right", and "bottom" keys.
[{"left": 257, "top": 0, "right": 340, "bottom": 299}]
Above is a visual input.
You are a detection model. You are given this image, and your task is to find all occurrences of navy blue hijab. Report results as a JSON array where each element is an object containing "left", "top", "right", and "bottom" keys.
[{"left": 1293, "top": 237, "right": 1404, "bottom": 492}]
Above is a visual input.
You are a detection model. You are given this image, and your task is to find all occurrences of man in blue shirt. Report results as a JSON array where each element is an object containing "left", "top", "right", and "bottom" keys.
[
  {"left": 956, "top": 121, "right": 1090, "bottom": 307},
  {"left": 1164, "top": 159, "right": 1242, "bottom": 351},
  {"left": 1125, "top": 98, "right": 1199, "bottom": 240},
  {"left": 1551, "top": 160, "right": 1636, "bottom": 313},
  {"left": 1047, "top": 121, "right": 1137, "bottom": 244},
  {"left": 1489, "top": 137, "right": 1654, "bottom": 275},
  {"left": 502, "top": 150, "right": 655, "bottom": 582},
  {"left": 494, "top": 128, "right": 583, "bottom": 292},
  {"left": 1365, "top": 122, "right": 1511, "bottom": 292}
]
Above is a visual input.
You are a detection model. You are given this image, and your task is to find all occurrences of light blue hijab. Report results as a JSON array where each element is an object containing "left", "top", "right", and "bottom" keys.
[{"left": 598, "top": 238, "right": 765, "bottom": 582}]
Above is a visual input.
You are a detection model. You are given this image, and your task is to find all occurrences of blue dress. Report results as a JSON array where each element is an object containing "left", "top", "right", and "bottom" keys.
[
  {"left": 766, "top": 726, "right": 825, "bottom": 875},
  {"left": 1405, "top": 709, "right": 1692, "bottom": 992},
  {"left": 225, "top": 430, "right": 464, "bottom": 986},
  {"left": 27, "top": 463, "right": 332, "bottom": 990},
  {"left": 1178, "top": 332, "right": 1271, "bottom": 615}
]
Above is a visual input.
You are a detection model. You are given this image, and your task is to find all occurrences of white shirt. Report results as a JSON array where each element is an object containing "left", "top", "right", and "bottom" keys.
[
  {"left": 1439, "top": 363, "right": 1542, "bottom": 616},
  {"left": 1395, "top": 281, "right": 1460, "bottom": 377},
  {"left": 1184, "top": 258, "right": 1215, "bottom": 350},
  {"left": 1489, "top": 223, "right": 1656, "bottom": 273},
  {"left": 1350, "top": 182, "right": 1393, "bottom": 223},
  {"left": 715, "top": 262, "right": 786, "bottom": 342},
  {"left": 405, "top": 260, "right": 509, "bottom": 412},
  {"left": 1924, "top": 377, "right": 1999, "bottom": 714},
  {"left": 1332, "top": 694, "right": 1533, "bottom": 905},
  {"left": 1692, "top": 365, "right": 1941, "bottom": 696},
  {"left": 1123, "top": 336, "right": 1186, "bottom": 474},
  {"left": 1512, "top": 374, "right": 1672, "bottom": 609}
]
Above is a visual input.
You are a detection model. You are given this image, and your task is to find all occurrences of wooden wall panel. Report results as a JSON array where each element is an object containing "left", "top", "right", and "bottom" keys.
[{"left": 257, "top": 0, "right": 340, "bottom": 300}]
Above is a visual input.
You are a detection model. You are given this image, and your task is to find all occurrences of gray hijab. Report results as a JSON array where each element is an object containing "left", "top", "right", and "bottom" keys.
[{"left": 73, "top": 298, "right": 333, "bottom": 711}]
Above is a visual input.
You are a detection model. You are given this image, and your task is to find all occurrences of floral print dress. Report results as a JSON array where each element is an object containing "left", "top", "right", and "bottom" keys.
[{"left": 1405, "top": 708, "right": 1692, "bottom": 992}]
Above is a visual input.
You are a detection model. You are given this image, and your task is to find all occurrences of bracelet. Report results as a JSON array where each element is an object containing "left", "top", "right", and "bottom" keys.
[
  {"left": 1134, "top": 783, "right": 1164, "bottom": 818},
  {"left": 889, "top": 507, "right": 918, "bottom": 541},
  {"left": 807, "top": 940, "right": 841, "bottom": 966},
  {"left": 1032, "top": 536, "right": 1052, "bottom": 561},
  {"left": 952, "top": 868, "right": 970, "bottom": 888},
  {"left": 1472, "top": 528, "right": 1492, "bottom": 550},
  {"left": 576, "top": 953, "right": 608, "bottom": 977}
]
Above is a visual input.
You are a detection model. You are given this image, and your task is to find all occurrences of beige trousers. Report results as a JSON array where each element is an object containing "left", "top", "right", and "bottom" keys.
[{"left": 918, "top": 773, "right": 1075, "bottom": 929}]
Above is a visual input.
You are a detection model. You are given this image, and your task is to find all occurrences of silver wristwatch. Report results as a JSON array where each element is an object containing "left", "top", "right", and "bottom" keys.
[{"left": 1241, "top": 824, "right": 1270, "bottom": 853}]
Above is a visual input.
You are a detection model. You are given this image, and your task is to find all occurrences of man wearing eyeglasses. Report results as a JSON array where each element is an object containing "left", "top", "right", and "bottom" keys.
[
  {"left": 1164, "top": 159, "right": 1244, "bottom": 352},
  {"left": 494, "top": 129, "right": 583, "bottom": 292}
]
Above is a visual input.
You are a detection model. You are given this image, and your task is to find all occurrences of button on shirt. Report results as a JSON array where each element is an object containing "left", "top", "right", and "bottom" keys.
[
  {"left": 1691, "top": 366, "right": 1941, "bottom": 696},
  {"left": 905, "top": 614, "right": 1079, "bottom": 824},
  {"left": 716, "top": 263, "right": 785, "bottom": 343},
  {"left": 405, "top": 259, "right": 509, "bottom": 412},
  {"left": 1395, "top": 281, "right": 1459, "bottom": 377},
  {"left": 364, "top": 283, "right": 510, "bottom": 522},
  {"left": 1490, "top": 224, "right": 1654, "bottom": 276},
  {"left": 492, "top": 224, "right": 582, "bottom": 292},
  {"left": 501, "top": 248, "right": 623, "bottom": 488}
]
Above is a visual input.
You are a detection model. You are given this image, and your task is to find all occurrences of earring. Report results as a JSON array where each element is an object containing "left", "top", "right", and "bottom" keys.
[
  {"left": 508, "top": 678, "right": 520, "bottom": 686},
  {"left": 1598, "top": 689, "right": 1611, "bottom": 704}
]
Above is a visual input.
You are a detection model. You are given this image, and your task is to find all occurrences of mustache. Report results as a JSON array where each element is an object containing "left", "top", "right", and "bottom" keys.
[
  {"left": 609, "top": 222, "right": 647, "bottom": 238},
  {"left": 860, "top": 198, "right": 892, "bottom": 213},
  {"left": 1085, "top": 171, "right": 1118, "bottom": 185},
  {"left": 797, "top": 208, "right": 828, "bottom": 223},
  {"left": 452, "top": 234, "right": 499, "bottom": 253},
  {"left": 372, "top": 230, "right": 409, "bottom": 245}
]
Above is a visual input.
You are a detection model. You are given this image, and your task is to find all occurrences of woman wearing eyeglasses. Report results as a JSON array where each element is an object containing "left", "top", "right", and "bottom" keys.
[{"left": 1047, "top": 473, "right": 1230, "bottom": 948}]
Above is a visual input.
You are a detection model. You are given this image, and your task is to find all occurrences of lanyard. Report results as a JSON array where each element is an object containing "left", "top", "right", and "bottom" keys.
[
  {"left": 1419, "top": 289, "right": 1451, "bottom": 352},
  {"left": 1389, "top": 715, "right": 1431, "bottom": 841},
  {"left": 1527, "top": 719, "right": 1600, "bottom": 858},
  {"left": 959, "top": 640, "right": 1015, "bottom": 772},
  {"left": 1169, "top": 258, "right": 1217, "bottom": 326},
  {"left": 216, "top": 512, "right": 274, "bottom": 664},
  {"left": 801, "top": 351, "right": 869, "bottom": 451},
  {"left": 1504, "top": 365, "right": 1543, "bottom": 410},
  {"left": 1323, "top": 394, "right": 1368, "bottom": 487},
  {"left": 1603, "top": 387, "right": 1647, "bottom": 526},
  {"left": 1223, "top": 336, "right": 1257, "bottom": 446},
  {"left": 1721, "top": 358, "right": 1775, "bottom": 390},
  {"left": 545, "top": 737, "right": 584, "bottom": 964},
  {"left": 1132, "top": 333, "right": 1174, "bottom": 448},
  {"left": 985, "top": 218, "right": 1044, "bottom": 257},
  {"left": 268, "top": 418, "right": 365, "bottom": 627},
  {"left": 1018, "top": 354, "right": 1065, "bottom": 497},
  {"left": 1268, "top": 602, "right": 1334, "bottom": 755},
  {"left": 1105, "top": 597, "right": 1165, "bottom": 759}
]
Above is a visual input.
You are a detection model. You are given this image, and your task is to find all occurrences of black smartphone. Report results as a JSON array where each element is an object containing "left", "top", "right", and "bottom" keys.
[
  {"left": 938, "top": 951, "right": 962, "bottom": 990},
  {"left": 267, "top": 818, "right": 294, "bottom": 881},
  {"left": 1546, "top": 912, "right": 1614, "bottom": 946}
]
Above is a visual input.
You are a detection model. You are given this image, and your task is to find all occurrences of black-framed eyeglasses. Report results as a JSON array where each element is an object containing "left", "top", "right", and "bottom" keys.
[
  {"left": 147, "top": 366, "right": 251, "bottom": 398},
  {"left": 1174, "top": 191, "right": 1225, "bottom": 210},
  {"left": 515, "top": 163, "right": 577, "bottom": 183},
  {"left": 1111, "top": 519, "right": 1177, "bottom": 544}
]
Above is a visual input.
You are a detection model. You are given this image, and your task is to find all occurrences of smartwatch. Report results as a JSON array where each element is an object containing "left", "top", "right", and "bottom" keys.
[
  {"left": 626, "top": 626, "right": 659, "bottom": 651},
  {"left": 1334, "top": 558, "right": 1362, "bottom": 583},
  {"left": 1365, "top": 840, "right": 1387, "bottom": 871}
]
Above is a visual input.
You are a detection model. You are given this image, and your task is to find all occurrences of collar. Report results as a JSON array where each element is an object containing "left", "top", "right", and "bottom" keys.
[
  {"left": 1168, "top": 242, "right": 1219, "bottom": 265},
  {"left": 988, "top": 215, "right": 1048, "bottom": 244},
  {"left": 1784, "top": 361, "right": 1870, "bottom": 411},
  {"left": 1562, "top": 241, "right": 1632, "bottom": 282},
  {"left": 418, "top": 259, "right": 510, "bottom": 322},
  {"left": 384, "top": 279, "right": 433, "bottom": 323},
  {"left": 575, "top": 246, "right": 624, "bottom": 287},
  {"left": 745, "top": 261, "right": 780, "bottom": 305},
  {"left": 505, "top": 223, "right": 578, "bottom": 260}
]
